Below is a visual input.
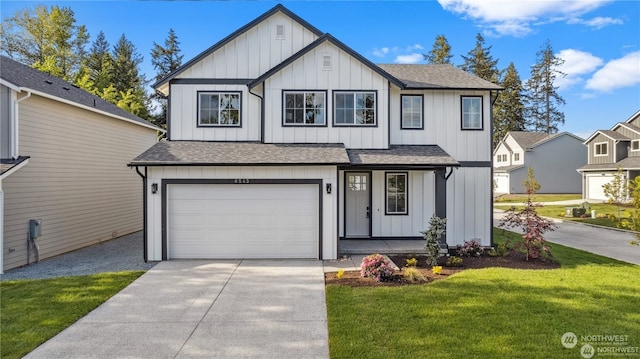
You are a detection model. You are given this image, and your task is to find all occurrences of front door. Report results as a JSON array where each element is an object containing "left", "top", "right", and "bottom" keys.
[{"left": 345, "top": 173, "right": 371, "bottom": 238}]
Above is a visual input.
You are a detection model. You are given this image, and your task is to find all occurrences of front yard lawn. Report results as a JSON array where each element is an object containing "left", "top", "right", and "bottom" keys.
[
  {"left": 494, "top": 194, "right": 582, "bottom": 203},
  {"left": 0, "top": 271, "right": 144, "bottom": 359},
  {"left": 326, "top": 229, "right": 640, "bottom": 358},
  {"left": 502, "top": 202, "right": 634, "bottom": 230}
]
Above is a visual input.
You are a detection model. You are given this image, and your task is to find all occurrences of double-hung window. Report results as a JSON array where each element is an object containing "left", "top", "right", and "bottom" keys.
[
  {"left": 632, "top": 140, "right": 640, "bottom": 151},
  {"left": 386, "top": 173, "right": 407, "bottom": 215},
  {"left": 594, "top": 142, "right": 608, "bottom": 156},
  {"left": 461, "top": 96, "right": 483, "bottom": 130},
  {"left": 198, "top": 92, "right": 241, "bottom": 126},
  {"left": 334, "top": 91, "right": 376, "bottom": 125},
  {"left": 283, "top": 91, "right": 326, "bottom": 125},
  {"left": 401, "top": 95, "right": 423, "bottom": 129}
]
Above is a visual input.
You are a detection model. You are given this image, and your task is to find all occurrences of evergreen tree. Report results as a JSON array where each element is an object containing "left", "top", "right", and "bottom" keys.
[
  {"left": 493, "top": 62, "right": 526, "bottom": 146},
  {"left": 524, "top": 40, "right": 566, "bottom": 133},
  {"left": 110, "top": 34, "right": 151, "bottom": 119},
  {"left": 86, "top": 31, "right": 113, "bottom": 95},
  {"left": 150, "top": 28, "right": 183, "bottom": 128},
  {"left": 0, "top": 5, "right": 89, "bottom": 81},
  {"left": 460, "top": 33, "right": 500, "bottom": 83},
  {"left": 424, "top": 34, "right": 452, "bottom": 64}
]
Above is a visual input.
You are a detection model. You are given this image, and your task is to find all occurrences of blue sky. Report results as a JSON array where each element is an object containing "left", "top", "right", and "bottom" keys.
[{"left": 2, "top": 0, "right": 639, "bottom": 139}]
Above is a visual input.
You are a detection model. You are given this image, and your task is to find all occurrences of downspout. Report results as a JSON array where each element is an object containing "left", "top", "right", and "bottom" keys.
[
  {"left": 13, "top": 90, "right": 31, "bottom": 160},
  {"left": 249, "top": 84, "right": 264, "bottom": 143},
  {"left": 135, "top": 166, "right": 148, "bottom": 263}
]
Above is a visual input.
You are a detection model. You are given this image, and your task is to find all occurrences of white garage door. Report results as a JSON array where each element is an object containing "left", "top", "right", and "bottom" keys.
[
  {"left": 168, "top": 183, "right": 318, "bottom": 259},
  {"left": 586, "top": 174, "right": 614, "bottom": 200},
  {"left": 494, "top": 174, "right": 510, "bottom": 194}
]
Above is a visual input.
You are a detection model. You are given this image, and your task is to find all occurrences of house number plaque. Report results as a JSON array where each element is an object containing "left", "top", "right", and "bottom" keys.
[{"left": 234, "top": 179, "right": 250, "bottom": 184}]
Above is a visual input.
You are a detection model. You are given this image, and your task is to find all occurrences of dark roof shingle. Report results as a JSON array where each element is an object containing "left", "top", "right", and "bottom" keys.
[
  {"left": 347, "top": 145, "right": 459, "bottom": 166},
  {"left": 376, "top": 64, "right": 502, "bottom": 90}
]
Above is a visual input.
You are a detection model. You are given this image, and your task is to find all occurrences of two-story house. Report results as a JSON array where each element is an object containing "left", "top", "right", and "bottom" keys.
[
  {"left": 1, "top": 56, "right": 161, "bottom": 272},
  {"left": 129, "top": 4, "right": 501, "bottom": 261},
  {"left": 579, "top": 110, "right": 640, "bottom": 200},
  {"left": 493, "top": 131, "right": 586, "bottom": 194}
]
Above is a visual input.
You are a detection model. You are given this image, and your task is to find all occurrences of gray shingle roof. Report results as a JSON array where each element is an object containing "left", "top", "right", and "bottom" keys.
[
  {"left": 508, "top": 131, "right": 555, "bottom": 150},
  {"left": 0, "top": 156, "right": 29, "bottom": 177},
  {"left": 376, "top": 64, "right": 502, "bottom": 90},
  {"left": 0, "top": 56, "right": 159, "bottom": 130},
  {"left": 129, "top": 141, "right": 350, "bottom": 166},
  {"left": 617, "top": 122, "right": 640, "bottom": 134},
  {"left": 598, "top": 130, "right": 630, "bottom": 141},
  {"left": 347, "top": 145, "right": 459, "bottom": 166},
  {"left": 579, "top": 156, "right": 640, "bottom": 171}
]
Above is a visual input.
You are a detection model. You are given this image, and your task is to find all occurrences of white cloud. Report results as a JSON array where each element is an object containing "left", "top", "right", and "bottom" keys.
[
  {"left": 568, "top": 16, "right": 623, "bottom": 29},
  {"left": 438, "top": 0, "right": 612, "bottom": 36},
  {"left": 372, "top": 47, "right": 389, "bottom": 57},
  {"left": 408, "top": 44, "right": 424, "bottom": 51},
  {"left": 394, "top": 53, "right": 424, "bottom": 64},
  {"left": 555, "top": 49, "right": 603, "bottom": 89},
  {"left": 585, "top": 51, "right": 640, "bottom": 92}
]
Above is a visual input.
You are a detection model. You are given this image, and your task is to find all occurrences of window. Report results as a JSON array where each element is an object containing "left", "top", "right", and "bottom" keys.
[
  {"left": 334, "top": 91, "right": 376, "bottom": 125},
  {"left": 283, "top": 91, "right": 326, "bottom": 125},
  {"left": 514, "top": 153, "right": 520, "bottom": 161},
  {"left": 348, "top": 174, "right": 367, "bottom": 191},
  {"left": 386, "top": 173, "right": 407, "bottom": 215},
  {"left": 632, "top": 140, "right": 640, "bottom": 151},
  {"left": 401, "top": 95, "right": 423, "bottom": 129},
  {"left": 594, "top": 142, "right": 608, "bottom": 156},
  {"left": 461, "top": 96, "right": 483, "bottom": 130},
  {"left": 198, "top": 92, "right": 241, "bottom": 126}
]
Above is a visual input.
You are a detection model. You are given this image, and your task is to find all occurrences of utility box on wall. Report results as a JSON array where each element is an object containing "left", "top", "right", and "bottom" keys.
[{"left": 29, "top": 219, "right": 42, "bottom": 239}]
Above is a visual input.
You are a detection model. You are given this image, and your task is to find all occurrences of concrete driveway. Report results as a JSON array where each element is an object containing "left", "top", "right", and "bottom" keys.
[{"left": 25, "top": 260, "right": 329, "bottom": 359}]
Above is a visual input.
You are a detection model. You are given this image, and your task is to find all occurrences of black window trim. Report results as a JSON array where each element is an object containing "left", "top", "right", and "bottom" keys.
[
  {"left": 332, "top": 90, "right": 378, "bottom": 127},
  {"left": 460, "top": 95, "right": 484, "bottom": 131},
  {"left": 197, "top": 90, "right": 242, "bottom": 128},
  {"left": 400, "top": 94, "right": 424, "bottom": 130},
  {"left": 281, "top": 89, "right": 329, "bottom": 127},
  {"left": 385, "top": 172, "right": 409, "bottom": 215}
]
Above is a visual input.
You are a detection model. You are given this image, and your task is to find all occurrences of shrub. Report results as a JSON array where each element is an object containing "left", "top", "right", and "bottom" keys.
[
  {"left": 421, "top": 215, "right": 447, "bottom": 266},
  {"left": 431, "top": 266, "right": 443, "bottom": 275},
  {"left": 445, "top": 256, "right": 463, "bottom": 267},
  {"left": 360, "top": 254, "right": 394, "bottom": 282},
  {"left": 457, "top": 239, "right": 483, "bottom": 257},
  {"left": 403, "top": 267, "right": 427, "bottom": 283},
  {"left": 336, "top": 269, "right": 344, "bottom": 279},
  {"left": 488, "top": 241, "right": 510, "bottom": 257},
  {"left": 405, "top": 257, "right": 418, "bottom": 267}
]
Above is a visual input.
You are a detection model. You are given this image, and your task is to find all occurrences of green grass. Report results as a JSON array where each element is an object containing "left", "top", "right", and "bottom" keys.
[
  {"left": 494, "top": 194, "right": 582, "bottom": 203},
  {"left": 500, "top": 202, "right": 633, "bottom": 230},
  {"left": 0, "top": 271, "right": 144, "bottom": 359},
  {"left": 326, "top": 229, "right": 640, "bottom": 359}
]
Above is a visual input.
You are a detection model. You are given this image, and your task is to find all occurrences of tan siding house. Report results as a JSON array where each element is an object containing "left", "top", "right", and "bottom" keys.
[{"left": 1, "top": 56, "right": 161, "bottom": 272}]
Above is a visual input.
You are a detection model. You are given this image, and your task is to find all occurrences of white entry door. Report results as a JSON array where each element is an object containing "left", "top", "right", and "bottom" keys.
[
  {"left": 167, "top": 183, "right": 318, "bottom": 259},
  {"left": 345, "top": 173, "right": 370, "bottom": 237}
]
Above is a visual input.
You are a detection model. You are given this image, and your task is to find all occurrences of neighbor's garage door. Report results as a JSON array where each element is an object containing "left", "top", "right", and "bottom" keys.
[
  {"left": 167, "top": 184, "right": 318, "bottom": 259},
  {"left": 586, "top": 174, "right": 614, "bottom": 200},
  {"left": 494, "top": 174, "right": 510, "bottom": 194}
]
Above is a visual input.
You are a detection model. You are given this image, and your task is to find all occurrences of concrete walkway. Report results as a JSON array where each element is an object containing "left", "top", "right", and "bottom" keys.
[
  {"left": 494, "top": 209, "right": 640, "bottom": 265},
  {"left": 25, "top": 260, "right": 329, "bottom": 359}
]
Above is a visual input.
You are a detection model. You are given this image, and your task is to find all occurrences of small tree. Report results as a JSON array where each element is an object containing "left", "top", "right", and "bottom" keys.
[
  {"left": 421, "top": 215, "right": 446, "bottom": 266},
  {"left": 500, "top": 167, "right": 556, "bottom": 261},
  {"left": 619, "top": 176, "right": 640, "bottom": 246},
  {"left": 602, "top": 166, "right": 629, "bottom": 222}
]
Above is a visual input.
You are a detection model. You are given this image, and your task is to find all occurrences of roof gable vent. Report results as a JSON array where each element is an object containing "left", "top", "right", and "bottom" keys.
[
  {"left": 322, "top": 54, "right": 332, "bottom": 69},
  {"left": 276, "top": 24, "right": 285, "bottom": 39}
]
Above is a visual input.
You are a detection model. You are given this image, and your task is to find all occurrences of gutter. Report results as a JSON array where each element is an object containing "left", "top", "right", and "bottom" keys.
[
  {"left": 248, "top": 85, "right": 265, "bottom": 143},
  {"left": 134, "top": 166, "right": 148, "bottom": 263}
]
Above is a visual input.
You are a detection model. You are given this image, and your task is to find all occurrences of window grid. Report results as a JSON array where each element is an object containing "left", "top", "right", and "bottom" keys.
[
  {"left": 198, "top": 92, "right": 241, "bottom": 127},
  {"left": 594, "top": 142, "right": 608, "bottom": 156},
  {"left": 283, "top": 91, "right": 326, "bottom": 125},
  {"left": 386, "top": 173, "right": 407, "bottom": 215},
  {"left": 461, "top": 96, "right": 483, "bottom": 130},
  {"left": 401, "top": 95, "right": 423, "bottom": 129},
  {"left": 334, "top": 91, "right": 376, "bottom": 125}
]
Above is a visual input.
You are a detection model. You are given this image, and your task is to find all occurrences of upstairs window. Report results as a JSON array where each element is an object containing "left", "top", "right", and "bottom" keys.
[
  {"left": 594, "top": 142, "right": 608, "bottom": 156},
  {"left": 461, "top": 96, "right": 483, "bottom": 130},
  {"left": 334, "top": 91, "right": 376, "bottom": 126},
  {"left": 283, "top": 91, "right": 326, "bottom": 125},
  {"left": 401, "top": 95, "right": 423, "bottom": 129},
  {"left": 386, "top": 173, "right": 408, "bottom": 215},
  {"left": 632, "top": 140, "right": 640, "bottom": 151},
  {"left": 514, "top": 153, "right": 520, "bottom": 161},
  {"left": 198, "top": 92, "right": 241, "bottom": 127}
]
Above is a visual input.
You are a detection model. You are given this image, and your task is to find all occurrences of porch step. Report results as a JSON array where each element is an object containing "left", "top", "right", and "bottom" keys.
[{"left": 338, "top": 239, "right": 427, "bottom": 255}]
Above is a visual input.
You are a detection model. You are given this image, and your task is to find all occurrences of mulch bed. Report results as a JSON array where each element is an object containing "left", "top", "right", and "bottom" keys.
[{"left": 325, "top": 251, "right": 560, "bottom": 287}]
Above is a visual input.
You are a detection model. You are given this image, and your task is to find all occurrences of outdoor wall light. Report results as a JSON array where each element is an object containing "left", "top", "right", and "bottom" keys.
[
  {"left": 151, "top": 183, "right": 158, "bottom": 194},
  {"left": 326, "top": 183, "right": 332, "bottom": 194}
]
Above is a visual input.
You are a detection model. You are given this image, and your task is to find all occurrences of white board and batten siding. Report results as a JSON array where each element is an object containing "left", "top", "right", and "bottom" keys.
[
  {"left": 263, "top": 41, "right": 390, "bottom": 149},
  {"left": 146, "top": 166, "right": 338, "bottom": 261},
  {"left": 2, "top": 95, "right": 158, "bottom": 271},
  {"left": 447, "top": 167, "right": 492, "bottom": 247}
]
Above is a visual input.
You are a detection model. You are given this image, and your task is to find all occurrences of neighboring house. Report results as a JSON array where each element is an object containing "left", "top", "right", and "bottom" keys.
[
  {"left": 578, "top": 110, "right": 640, "bottom": 200},
  {"left": 0, "top": 56, "right": 161, "bottom": 272},
  {"left": 493, "top": 131, "right": 587, "bottom": 194},
  {"left": 129, "top": 4, "right": 501, "bottom": 261}
]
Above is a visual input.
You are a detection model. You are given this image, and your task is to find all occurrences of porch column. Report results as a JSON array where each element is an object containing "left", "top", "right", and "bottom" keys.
[{"left": 434, "top": 168, "right": 447, "bottom": 246}]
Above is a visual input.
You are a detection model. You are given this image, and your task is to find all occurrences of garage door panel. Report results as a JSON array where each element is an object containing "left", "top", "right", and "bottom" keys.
[
  {"left": 168, "top": 183, "right": 318, "bottom": 259},
  {"left": 586, "top": 175, "right": 614, "bottom": 201}
]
